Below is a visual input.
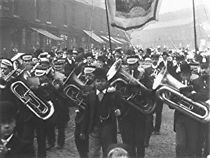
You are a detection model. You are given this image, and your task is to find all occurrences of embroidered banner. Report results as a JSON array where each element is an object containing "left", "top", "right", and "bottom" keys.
[{"left": 107, "top": 0, "right": 162, "bottom": 30}]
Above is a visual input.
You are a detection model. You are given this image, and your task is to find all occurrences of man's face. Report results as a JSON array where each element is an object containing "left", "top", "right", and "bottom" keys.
[
  {"left": 23, "top": 61, "right": 33, "bottom": 70},
  {"left": 87, "top": 56, "right": 93, "bottom": 64},
  {"left": 27, "top": 76, "right": 40, "bottom": 89},
  {"left": 162, "top": 55, "right": 168, "bottom": 61},
  {"left": 85, "top": 73, "right": 94, "bottom": 82},
  {"left": 0, "top": 66, "right": 12, "bottom": 77},
  {"left": 180, "top": 72, "right": 191, "bottom": 82},
  {"left": 94, "top": 78, "right": 107, "bottom": 91},
  {"left": 114, "top": 53, "right": 121, "bottom": 60},
  {"left": 129, "top": 63, "right": 138, "bottom": 70},
  {"left": 39, "top": 75, "right": 49, "bottom": 85},
  {"left": 200, "top": 67, "right": 210, "bottom": 76},
  {"left": 95, "top": 60, "right": 104, "bottom": 68},
  {"left": 0, "top": 119, "right": 16, "bottom": 138},
  {"left": 57, "top": 52, "right": 63, "bottom": 58}
]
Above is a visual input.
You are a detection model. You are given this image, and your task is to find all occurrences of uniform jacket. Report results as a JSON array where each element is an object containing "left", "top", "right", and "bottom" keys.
[
  {"left": 191, "top": 75, "right": 210, "bottom": 102},
  {"left": 80, "top": 89, "right": 122, "bottom": 134}
]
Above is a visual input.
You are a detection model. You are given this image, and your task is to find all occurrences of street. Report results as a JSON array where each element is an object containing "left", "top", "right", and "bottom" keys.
[{"left": 47, "top": 105, "right": 176, "bottom": 158}]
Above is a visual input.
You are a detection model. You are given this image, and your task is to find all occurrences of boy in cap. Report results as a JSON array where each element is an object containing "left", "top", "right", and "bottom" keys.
[
  {"left": 0, "top": 101, "right": 35, "bottom": 158},
  {"left": 79, "top": 68, "right": 122, "bottom": 158}
]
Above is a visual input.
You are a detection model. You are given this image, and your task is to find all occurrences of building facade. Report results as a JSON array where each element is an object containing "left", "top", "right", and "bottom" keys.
[{"left": 0, "top": 0, "right": 125, "bottom": 58}]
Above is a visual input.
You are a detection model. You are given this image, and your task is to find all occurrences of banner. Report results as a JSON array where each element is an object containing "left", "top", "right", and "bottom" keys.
[{"left": 107, "top": 0, "right": 162, "bottom": 31}]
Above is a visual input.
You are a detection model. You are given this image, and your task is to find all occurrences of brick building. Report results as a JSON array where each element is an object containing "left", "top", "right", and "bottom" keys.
[{"left": 0, "top": 0, "right": 126, "bottom": 58}]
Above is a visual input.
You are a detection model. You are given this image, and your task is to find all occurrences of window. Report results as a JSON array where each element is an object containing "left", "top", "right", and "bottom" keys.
[
  {"left": 34, "top": 0, "right": 40, "bottom": 21},
  {"left": 71, "top": 4, "right": 75, "bottom": 26},
  {"left": 63, "top": 4, "right": 67, "bottom": 27},
  {"left": 2, "top": 0, "right": 9, "bottom": 11},
  {"left": 46, "top": 0, "right": 51, "bottom": 23},
  {"left": 11, "top": 0, "right": 19, "bottom": 16}
]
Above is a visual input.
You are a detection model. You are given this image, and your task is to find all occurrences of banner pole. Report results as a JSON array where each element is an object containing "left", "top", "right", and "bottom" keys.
[
  {"left": 192, "top": 0, "right": 199, "bottom": 52},
  {"left": 105, "top": 0, "right": 112, "bottom": 53}
]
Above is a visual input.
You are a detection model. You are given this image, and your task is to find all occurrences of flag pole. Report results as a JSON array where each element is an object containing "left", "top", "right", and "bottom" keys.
[
  {"left": 105, "top": 0, "right": 112, "bottom": 53},
  {"left": 192, "top": 0, "right": 199, "bottom": 52}
]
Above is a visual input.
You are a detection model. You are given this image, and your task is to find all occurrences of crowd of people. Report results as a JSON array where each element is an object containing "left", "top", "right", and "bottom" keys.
[{"left": 0, "top": 45, "right": 209, "bottom": 158}]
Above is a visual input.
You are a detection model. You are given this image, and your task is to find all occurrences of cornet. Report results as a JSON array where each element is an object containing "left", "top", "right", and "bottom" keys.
[
  {"left": 10, "top": 81, "right": 54, "bottom": 120},
  {"left": 153, "top": 67, "right": 210, "bottom": 123}
]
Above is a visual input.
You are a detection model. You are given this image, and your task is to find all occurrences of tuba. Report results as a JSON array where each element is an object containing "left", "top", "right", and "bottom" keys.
[
  {"left": 153, "top": 67, "right": 210, "bottom": 123},
  {"left": 107, "top": 59, "right": 157, "bottom": 114},
  {"left": 10, "top": 81, "right": 54, "bottom": 120}
]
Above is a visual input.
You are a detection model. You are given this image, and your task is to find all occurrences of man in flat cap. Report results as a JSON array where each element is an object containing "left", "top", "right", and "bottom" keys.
[{"left": 0, "top": 101, "right": 35, "bottom": 158}]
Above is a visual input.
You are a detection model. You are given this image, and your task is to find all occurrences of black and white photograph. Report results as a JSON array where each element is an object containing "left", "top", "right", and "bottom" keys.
[
  {"left": 0, "top": 0, "right": 210, "bottom": 158},
  {"left": 115, "top": 0, "right": 154, "bottom": 17}
]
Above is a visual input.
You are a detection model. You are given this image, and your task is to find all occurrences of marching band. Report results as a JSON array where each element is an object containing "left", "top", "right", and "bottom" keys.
[{"left": 0, "top": 46, "right": 210, "bottom": 158}]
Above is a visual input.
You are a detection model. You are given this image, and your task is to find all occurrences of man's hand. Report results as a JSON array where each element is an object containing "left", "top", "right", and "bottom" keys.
[
  {"left": 179, "top": 86, "right": 193, "bottom": 96},
  {"left": 114, "top": 109, "right": 121, "bottom": 117},
  {"left": 79, "top": 133, "right": 86, "bottom": 140},
  {"left": 107, "top": 86, "right": 116, "bottom": 92}
]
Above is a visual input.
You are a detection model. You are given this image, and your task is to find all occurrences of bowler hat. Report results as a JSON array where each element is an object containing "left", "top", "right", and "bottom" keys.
[
  {"left": 162, "top": 51, "right": 169, "bottom": 56},
  {"left": 180, "top": 61, "right": 191, "bottom": 73},
  {"left": 201, "top": 56, "right": 210, "bottom": 69}
]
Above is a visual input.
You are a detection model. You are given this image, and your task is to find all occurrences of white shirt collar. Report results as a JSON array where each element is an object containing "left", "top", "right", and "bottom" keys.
[
  {"left": 96, "top": 89, "right": 106, "bottom": 95},
  {"left": 1, "top": 134, "right": 13, "bottom": 145},
  {"left": 163, "top": 60, "right": 167, "bottom": 66}
]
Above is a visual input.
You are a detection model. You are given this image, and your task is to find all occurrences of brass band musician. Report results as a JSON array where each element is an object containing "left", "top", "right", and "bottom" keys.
[
  {"left": 173, "top": 61, "right": 202, "bottom": 157},
  {"left": 118, "top": 55, "right": 146, "bottom": 158}
]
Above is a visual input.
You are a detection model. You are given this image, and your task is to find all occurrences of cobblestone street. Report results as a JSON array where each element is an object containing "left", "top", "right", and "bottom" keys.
[{"left": 47, "top": 105, "right": 176, "bottom": 158}]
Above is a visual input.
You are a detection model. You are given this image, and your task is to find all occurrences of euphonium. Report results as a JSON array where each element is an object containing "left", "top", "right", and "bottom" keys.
[
  {"left": 153, "top": 67, "right": 210, "bottom": 123},
  {"left": 62, "top": 68, "right": 88, "bottom": 110},
  {"left": 10, "top": 81, "right": 54, "bottom": 120},
  {"left": 107, "top": 59, "right": 157, "bottom": 114}
]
